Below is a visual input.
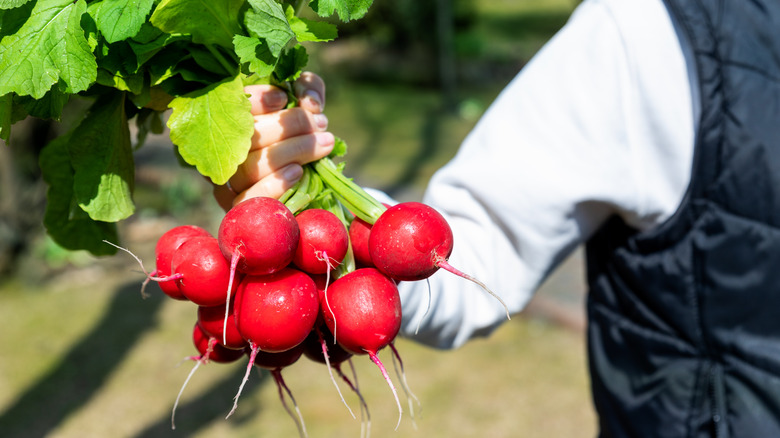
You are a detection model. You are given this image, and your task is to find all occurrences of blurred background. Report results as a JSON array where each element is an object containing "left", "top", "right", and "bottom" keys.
[{"left": 0, "top": 0, "right": 595, "bottom": 436}]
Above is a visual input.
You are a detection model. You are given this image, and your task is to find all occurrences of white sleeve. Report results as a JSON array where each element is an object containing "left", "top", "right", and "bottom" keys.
[{"left": 394, "top": 0, "right": 696, "bottom": 349}]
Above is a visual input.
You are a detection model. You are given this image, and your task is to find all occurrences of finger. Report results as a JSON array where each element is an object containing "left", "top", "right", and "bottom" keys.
[
  {"left": 251, "top": 107, "right": 328, "bottom": 150},
  {"left": 233, "top": 164, "right": 304, "bottom": 205},
  {"left": 294, "top": 72, "right": 326, "bottom": 113},
  {"left": 231, "top": 131, "right": 335, "bottom": 193},
  {"left": 245, "top": 84, "right": 288, "bottom": 115},
  {"left": 213, "top": 183, "right": 237, "bottom": 212}
]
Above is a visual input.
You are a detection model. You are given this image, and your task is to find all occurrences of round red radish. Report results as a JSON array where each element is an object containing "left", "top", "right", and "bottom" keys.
[
  {"left": 172, "top": 235, "right": 237, "bottom": 307},
  {"left": 293, "top": 208, "right": 349, "bottom": 274},
  {"left": 197, "top": 303, "right": 246, "bottom": 350},
  {"left": 321, "top": 267, "right": 404, "bottom": 426},
  {"left": 348, "top": 217, "right": 374, "bottom": 268},
  {"left": 234, "top": 268, "right": 319, "bottom": 353},
  {"left": 369, "top": 201, "right": 511, "bottom": 319},
  {"left": 218, "top": 197, "right": 299, "bottom": 275},
  {"left": 369, "top": 202, "right": 453, "bottom": 281},
  {"left": 155, "top": 225, "right": 211, "bottom": 300},
  {"left": 192, "top": 324, "right": 245, "bottom": 363},
  {"left": 321, "top": 268, "right": 401, "bottom": 356},
  {"left": 252, "top": 342, "right": 306, "bottom": 370}
]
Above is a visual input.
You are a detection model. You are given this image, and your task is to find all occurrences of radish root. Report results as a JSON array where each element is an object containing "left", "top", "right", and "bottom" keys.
[
  {"left": 367, "top": 351, "right": 402, "bottom": 430},
  {"left": 270, "top": 368, "right": 308, "bottom": 438},
  {"left": 223, "top": 250, "right": 241, "bottom": 345},
  {"left": 171, "top": 338, "right": 216, "bottom": 430},
  {"left": 103, "top": 239, "right": 183, "bottom": 298},
  {"left": 227, "top": 343, "right": 258, "bottom": 419},
  {"left": 315, "top": 328, "right": 355, "bottom": 419},
  {"left": 389, "top": 342, "right": 421, "bottom": 428},
  {"left": 436, "top": 258, "right": 511, "bottom": 320}
]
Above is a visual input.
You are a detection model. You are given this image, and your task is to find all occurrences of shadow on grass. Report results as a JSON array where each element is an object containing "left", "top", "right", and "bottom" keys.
[
  {"left": 0, "top": 280, "right": 269, "bottom": 438},
  {"left": 135, "top": 365, "right": 267, "bottom": 437},
  {"left": 0, "top": 281, "right": 164, "bottom": 438}
]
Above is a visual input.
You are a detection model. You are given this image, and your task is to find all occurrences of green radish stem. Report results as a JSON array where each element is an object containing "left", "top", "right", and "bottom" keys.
[
  {"left": 285, "top": 166, "right": 313, "bottom": 214},
  {"left": 312, "top": 158, "right": 386, "bottom": 224}
]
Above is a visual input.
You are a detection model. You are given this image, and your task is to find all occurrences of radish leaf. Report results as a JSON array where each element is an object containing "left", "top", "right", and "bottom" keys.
[
  {"left": 0, "top": 0, "right": 97, "bottom": 99},
  {"left": 68, "top": 92, "right": 136, "bottom": 222},
  {"left": 288, "top": 12, "right": 338, "bottom": 43},
  {"left": 92, "top": 0, "right": 155, "bottom": 44},
  {"left": 233, "top": 35, "right": 276, "bottom": 78},
  {"left": 310, "top": 0, "right": 373, "bottom": 22},
  {"left": 274, "top": 45, "right": 308, "bottom": 83},
  {"left": 0, "top": 0, "right": 32, "bottom": 10},
  {"left": 150, "top": 0, "right": 244, "bottom": 49},
  {"left": 40, "top": 134, "right": 120, "bottom": 255},
  {"left": 245, "top": 0, "right": 294, "bottom": 57},
  {"left": 15, "top": 86, "right": 69, "bottom": 120},
  {"left": 0, "top": 93, "right": 10, "bottom": 141},
  {"left": 167, "top": 74, "right": 254, "bottom": 185}
]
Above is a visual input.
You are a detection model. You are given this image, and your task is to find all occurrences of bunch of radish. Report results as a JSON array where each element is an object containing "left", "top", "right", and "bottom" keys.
[{"left": 114, "top": 154, "right": 508, "bottom": 435}]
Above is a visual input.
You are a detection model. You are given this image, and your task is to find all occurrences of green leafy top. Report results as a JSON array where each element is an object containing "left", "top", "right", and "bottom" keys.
[{"left": 0, "top": 0, "right": 373, "bottom": 254}]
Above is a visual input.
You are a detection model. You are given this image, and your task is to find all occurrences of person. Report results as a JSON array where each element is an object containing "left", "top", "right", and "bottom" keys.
[{"left": 213, "top": 0, "right": 780, "bottom": 436}]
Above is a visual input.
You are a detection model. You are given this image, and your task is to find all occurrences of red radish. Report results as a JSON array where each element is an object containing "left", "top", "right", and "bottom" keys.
[
  {"left": 234, "top": 268, "right": 320, "bottom": 353},
  {"left": 190, "top": 322, "right": 245, "bottom": 363},
  {"left": 369, "top": 201, "right": 510, "bottom": 318},
  {"left": 321, "top": 268, "right": 404, "bottom": 428},
  {"left": 322, "top": 268, "right": 401, "bottom": 355},
  {"left": 197, "top": 303, "right": 246, "bottom": 350},
  {"left": 171, "top": 235, "right": 237, "bottom": 307},
  {"left": 218, "top": 197, "right": 300, "bottom": 348},
  {"left": 348, "top": 217, "right": 374, "bottom": 268},
  {"left": 253, "top": 342, "right": 306, "bottom": 370},
  {"left": 155, "top": 225, "right": 212, "bottom": 300},
  {"left": 228, "top": 268, "right": 320, "bottom": 419},
  {"left": 218, "top": 196, "right": 299, "bottom": 276},
  {"left": 171, "top": 324, "right": 244, "bottom": 429},
  {"left": 292, "top": 208, "right": 349, "bottom": 274}
]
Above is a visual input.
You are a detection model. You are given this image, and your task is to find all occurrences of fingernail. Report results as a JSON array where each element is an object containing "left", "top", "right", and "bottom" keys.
[
  {"left": 303, "top": 89, "right": 323, "bottom": 112},
  {"left": 315, "top": 131, "right": 334, "bottom": 147},
  {"left": 313, "top": 113, "right": 328, "bottom": 130},
  {"left": 262, "top": 89, "right": 287, "bottom": 108},
  {"left": 282, "top": 164, "right": 303, "bottom": 182}
]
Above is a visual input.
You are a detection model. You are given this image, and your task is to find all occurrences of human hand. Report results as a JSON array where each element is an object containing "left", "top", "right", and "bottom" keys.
[{"left": 213, "top": 72, "right": 334, "bottom": 211}]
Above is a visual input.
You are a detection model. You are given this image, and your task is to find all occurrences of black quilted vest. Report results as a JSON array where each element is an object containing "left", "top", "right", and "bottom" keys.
[{"left": 585, "top": 1, "right": 780, "bottom": 437}]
